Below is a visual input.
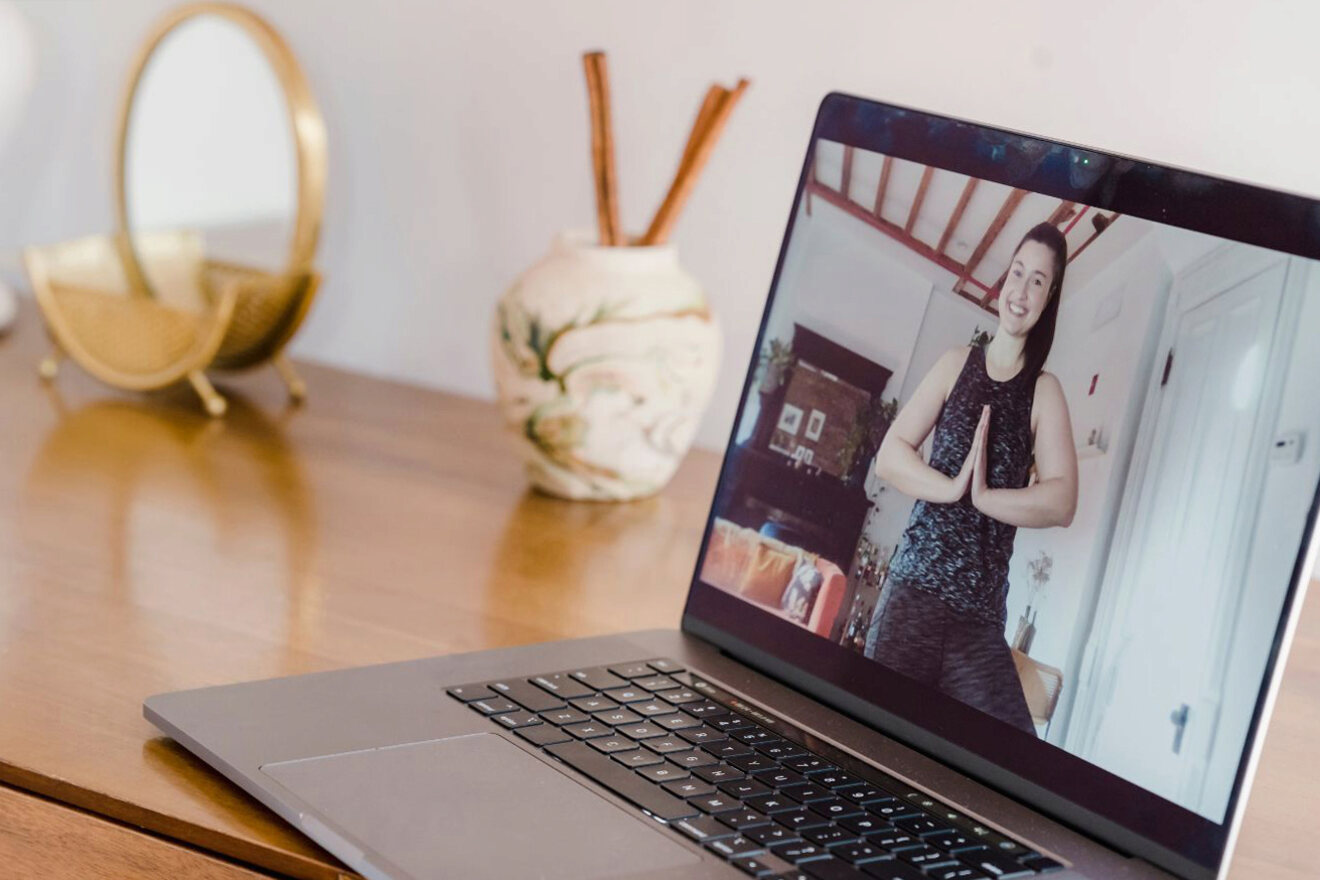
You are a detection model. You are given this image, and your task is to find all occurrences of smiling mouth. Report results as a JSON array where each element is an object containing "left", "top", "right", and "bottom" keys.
[{"left": 1006, "top": 301, "right": 1028, "bottom": 318}]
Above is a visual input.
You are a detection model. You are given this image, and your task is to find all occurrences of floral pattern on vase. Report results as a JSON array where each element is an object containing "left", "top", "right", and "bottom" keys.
[{"left": 492, "top": 231, "right": 720, "bottom": 500}]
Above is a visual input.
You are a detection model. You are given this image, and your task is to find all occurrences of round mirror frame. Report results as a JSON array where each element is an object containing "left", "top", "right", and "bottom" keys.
[{"left": 113, "top": 2, "right": 327, "bottom": 300}]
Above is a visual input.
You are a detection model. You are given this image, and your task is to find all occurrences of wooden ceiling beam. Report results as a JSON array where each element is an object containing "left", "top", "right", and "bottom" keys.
[
  {"left": 1046, "top": 200, "right": 1077, "bottom": 227},
  {"left": 840, "top": 145, "right": 855, "bottom": 201},
  {"left": 936, "top": 178, "right": 979, "bottom": 255},
  {"left": 808, "top": 181, "right": 998, "bottom": 315},
  {"left": 873, "top": 156, "right": 893, "bottom": 218},
  {"left": 959, "top": 188, "right": 1028, "bottom": 293},
  {"left": 905, "top": 166, "right": 935, "bottom": 235},
  {"left": 1068, "top": 213, "right": 1121, "bottom": 264}
]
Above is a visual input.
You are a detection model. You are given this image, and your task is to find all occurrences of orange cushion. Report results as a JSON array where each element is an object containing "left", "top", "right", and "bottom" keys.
[
  {"left": 700, "top": 519, "right": 755, "bottom": 592},
  {"left": 738, "top": 542, "right": 799, "bottom": 606}
]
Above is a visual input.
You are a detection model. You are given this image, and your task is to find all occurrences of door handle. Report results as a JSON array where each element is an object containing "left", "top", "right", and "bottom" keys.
[{"left": 1170, "top": 703, "right": 1190, "bottom": 754}]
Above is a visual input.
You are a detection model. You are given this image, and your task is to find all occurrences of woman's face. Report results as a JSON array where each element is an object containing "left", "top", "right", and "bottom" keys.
[{"left": 998, "top": 239, "right": 1056, "bottom": 337}]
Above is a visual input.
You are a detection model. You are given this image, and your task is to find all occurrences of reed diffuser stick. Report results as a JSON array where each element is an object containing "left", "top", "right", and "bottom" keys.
[
  {"left": 678, "top": 84, "right": 727, "bottom": 172},
  {"left": 582, "top": 51, "right": 622, "bottom": 246},
  {"left": 642, "top": 78, "right": 749, "bottom": 245}
]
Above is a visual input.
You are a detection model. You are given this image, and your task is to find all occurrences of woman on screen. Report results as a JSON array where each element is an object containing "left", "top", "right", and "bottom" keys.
[{"left": 864, "top": 222, "right": 1078, "bottom": 735}]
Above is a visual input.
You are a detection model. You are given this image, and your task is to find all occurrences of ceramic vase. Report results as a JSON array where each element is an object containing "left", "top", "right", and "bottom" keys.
[{"left": 492, "top": 231, "right": 720, "bottom": 500}]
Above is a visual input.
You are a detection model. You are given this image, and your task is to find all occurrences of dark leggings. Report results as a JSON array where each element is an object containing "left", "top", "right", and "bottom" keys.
[{"left": 864, "top": 581, "right": 1036, "bottom": 736}]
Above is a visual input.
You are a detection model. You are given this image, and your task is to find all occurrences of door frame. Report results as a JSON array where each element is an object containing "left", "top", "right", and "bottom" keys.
[{"left": 1064, "top": 241, "right": 1305, "bottom": 811}]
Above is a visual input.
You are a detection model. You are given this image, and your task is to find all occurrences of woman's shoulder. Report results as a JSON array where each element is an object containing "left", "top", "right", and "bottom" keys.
[
  {"left": 1033, "top": 371, "right": 1069, "bottom": 409},
  {"left": 935, "top": 345, "right": 974, "bottom": 373}
]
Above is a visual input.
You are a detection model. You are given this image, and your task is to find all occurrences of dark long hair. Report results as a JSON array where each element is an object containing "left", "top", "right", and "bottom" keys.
[{"left": 1011, "top": 222, "right": 1068, "bottom": 378}]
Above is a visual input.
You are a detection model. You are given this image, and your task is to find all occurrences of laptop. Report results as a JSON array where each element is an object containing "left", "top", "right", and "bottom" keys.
[{"left": 145, "top": 92, "right": 1320, "bottom": 880}]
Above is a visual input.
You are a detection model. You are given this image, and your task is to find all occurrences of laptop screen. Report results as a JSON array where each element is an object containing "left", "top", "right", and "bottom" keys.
[{"left": 683, "top": 94, "right": 1320, "bottom": 877}]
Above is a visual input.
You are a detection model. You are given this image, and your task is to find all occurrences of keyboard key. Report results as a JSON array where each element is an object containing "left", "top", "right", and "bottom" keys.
[
  {"left": 759, "top": 741, "right": 809, "bottom": 760},
  {"left": 617, "top": 722, "right": 666, "bottom": 740},
  {"left": 588, "top": 736, "right": 637, "bottom": 754},
  {"left": 446, "top": 684, "right": 496, "bottom": 702},
  {"left": 733, "top": 853, "right": 790, "bottom": 877},
  {"left": 633, "top": 700, "right": 679, "bottom": 717},
  {"left": 514, "top": 724, "right": 572, "bottom": 746},
  {"left": 570, "top": 695, "right": 618, "bottom": 713},
  {"left": 841, "top": 788, "right": 894, "bottom": 806},
  {"left": 730, "top": 754, "right": 779, "bottom": 774},
  {"left": 665, "top": 778, "right": 716, "bottom": 798},
  {"left": 720, "top": 779, "right": 773, "bottom": 800},
  {"left": 638, "top": 763, "right": 688, "bottom": 781},
  {"left": 896, "top": 845, "right": 955, "bottom": 867},
  {"left": 679, "top": 725, "right": 729, "bottom": 745},
  {"left": 895, "top": 816, "right": 955, "bottom": 837},
  {"left": 491, "top": 712, "right": 542, "bottom": 729},
  {"left": 545, "top": 740, "right": 698, "bottom": 822},
  {"left": 644, "top": 737, "right": 695, "bottom": 754},
  {"left": 745, "top": 793, "right": 798, "bottom": 814},
  {"left": 839, "top": 815, "right": 890, "bottom": 836},
  {"left": 803, "top": 857, "right": 873, "bottom": 879},
  {"left": 803, "top": 826, "right": 858, "bottom": 846},
  {"left": 925, "top": 830, "right": 985, "bottom": 853},
  {"left": 692, "top": 794, "right": 744, "bottom": 814},
  {"left": 613, "top": 749, "right": 665, "bottom": 768},
  {"left": 669, "top": 750, "right": 719, "bottom": 768},
  {"left": 674, "top": 813, "right": 738, "bottom": 842},
  {"left": 867, "top": 827, "right": 916, "bottom": 851},
  {"left": 609, "top": 662, "right": 655, "bottom": 679},
  {"left": 734, "top": 728, "right": 777, "bottom": 745},
  {"left": 604, "top": 686, "right": 652, "bottom": 703},
  {"left": 720, "top": 809, "right": 774, "bottom": 830},
  {"left": 830, "top": 841, "right": 888, "bottom": 864},
  {"left": 706, "top": 741, "right": 757, "bottom": 759},
  {"left": 746, "top": 824, "right": 800, "bottom": 847},
  {"left": 595, "top": 709, "right": 643, "bottom": 726},
  {"left": 962, "top": 854, "right": 1032, "bottom": 878},
  {"left": 530, "top": 673, "right": 595, "bottom": 699},
  {"left": 685, "top": 700, "right": 731, "bottom": 718},
  {"left": 858, "top": 861, "right": 927, "bottom": 880},
  {"left": 784, "top": 755, "right": 837, "bottom": 774},
  {"left": 868, "top": 800, "right": 922, "bottom": 821},
  {"left": 1020, "top": 854, "right": 1064, "bottom": 873},
  {"left": 809, "top": 798, "right": 865, "bottom": 821},
  {"left": 563, "top": 721, "right": 612, "bottom": 740},
  {"left": 469, "top": 697, "right": 519, "bottom": 715},
  {"left": 813, "top": 771, "right": 863, "bottom": 790},
  {"left": 774, "top": 807, "right": 831, "bottom": 832},
  {"left": 647, "top": 658, "right": 685, "bottom": 674},
  {"left": 755, "top": 768, "right": 808, "bottom": 788},
  {"left": 694, "top": 764, "right": 745, "bottom": 784},
  {"left": 634, "top": 675, "right": 682, "bottom": 691},
  {"left": 708, "top": 835, "right": 766, "bottom": 858},
  {"left": 655, "top": 713, "right": 703, "bottom": 731},
  {"left": 780, "top": 783, "right": 832, "bottom": 803},
  {"left": 569, "top": 667, "right": 631, "bottom": 690},
  {"left": 489, "top": 680, "right": 565, "bottom": 712},
  {"left": 540, "top": 707, "right": 590, "bottom": 726},
  {"left": 660, "top": 689, "right": 703, "bottom": 704},
  {"left": 770, "top": 840, "right": 829, "bottom": 863},
  {"left": 926, "top": 868, "right": 989, "bottom": 880},
  {"left": 711, "top": 714, "right": 757, "bottom": 732}
]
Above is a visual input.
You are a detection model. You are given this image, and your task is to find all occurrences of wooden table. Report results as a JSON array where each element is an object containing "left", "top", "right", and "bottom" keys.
[{"left": 0, "top": 300, "right": 1314, "bottom": 879}]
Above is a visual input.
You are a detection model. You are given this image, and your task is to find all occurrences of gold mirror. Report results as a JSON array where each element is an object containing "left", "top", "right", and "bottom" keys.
[{"left": 25, "top": 3, "right": 326, "bottom": 416}]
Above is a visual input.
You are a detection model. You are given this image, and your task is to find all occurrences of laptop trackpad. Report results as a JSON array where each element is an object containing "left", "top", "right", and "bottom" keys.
[{"left": 261, "top": 733, "right": 699, "bottom": 880}]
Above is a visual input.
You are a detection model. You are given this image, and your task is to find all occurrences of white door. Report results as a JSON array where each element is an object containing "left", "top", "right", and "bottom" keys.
[{"left": 1078, "top": 253, "right": 1289, "bottom": 807}]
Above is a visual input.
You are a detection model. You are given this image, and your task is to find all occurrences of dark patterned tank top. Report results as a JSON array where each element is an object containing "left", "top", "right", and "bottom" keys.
[{"left": 886, "top": 346, "right": 1036, "bottom": 625}]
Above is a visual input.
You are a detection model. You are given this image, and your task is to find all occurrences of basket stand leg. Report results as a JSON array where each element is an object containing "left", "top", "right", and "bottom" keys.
[
  {"left": 38, "top": 348, "right": 64, "bottom": 381},
  {"left": 273, "top": 355, "right": 307, "bottom": 403},
  {"left": 188, "top": 371, "right": 228, "bottom": 417}
]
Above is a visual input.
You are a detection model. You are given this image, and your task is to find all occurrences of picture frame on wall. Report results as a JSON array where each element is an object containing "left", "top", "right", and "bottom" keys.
[
  {"left": 805, "top": 409, "right": 826, "bottom": 441},
  {"left": 778, "top": 403, "right": 804, "bottom": 435}
]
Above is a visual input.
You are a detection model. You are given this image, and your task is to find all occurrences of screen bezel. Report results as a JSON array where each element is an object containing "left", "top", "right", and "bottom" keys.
[{"left": 680, "top": 92, "right": 1320, "bottom": 880}]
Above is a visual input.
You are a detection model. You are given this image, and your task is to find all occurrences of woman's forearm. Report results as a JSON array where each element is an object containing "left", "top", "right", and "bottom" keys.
[
  {"left": 875, "top": 440, "right": 962, "bottom": 504},
  {"left": 974, "top": 478, "right": 1075, "bottom": 528}
]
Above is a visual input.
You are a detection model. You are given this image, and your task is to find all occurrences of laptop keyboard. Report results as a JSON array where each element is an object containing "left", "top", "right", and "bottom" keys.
[{"left": 446, "top": 659, "right": 1064, "bottom": 880}]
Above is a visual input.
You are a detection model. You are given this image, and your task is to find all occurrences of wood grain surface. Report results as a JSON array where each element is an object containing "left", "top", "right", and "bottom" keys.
[
  {"left": 0, "top": 299, "right": 1313, "bottom": 878},
  {"left": 0, "top": 783, "right": 288, "bottom": 879}
]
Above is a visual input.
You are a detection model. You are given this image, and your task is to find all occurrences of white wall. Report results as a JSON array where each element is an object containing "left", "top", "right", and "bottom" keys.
[{"left": 5, "top": 1, "right": 1320, "bottom": 450}]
